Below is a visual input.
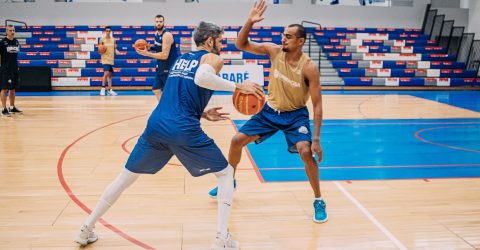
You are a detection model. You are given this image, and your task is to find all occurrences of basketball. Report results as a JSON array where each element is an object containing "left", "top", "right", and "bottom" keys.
[
  {"left": 98, "top": 44, "right": 107, "bottom": 54},
  {"left": 133, "top": 39, "right": 148, "bottom": 50},
  {"left": 232, "top": 89, "right": 265, "bottom": 115}
]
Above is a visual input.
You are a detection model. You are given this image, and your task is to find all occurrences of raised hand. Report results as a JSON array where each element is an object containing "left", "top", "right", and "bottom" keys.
[{"left": 248, "top": 0, "right": 268, "bottom": 24}]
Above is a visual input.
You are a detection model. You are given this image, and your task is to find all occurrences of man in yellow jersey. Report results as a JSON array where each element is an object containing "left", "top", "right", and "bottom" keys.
[
  {"left": 99, "top": 26, "right": 120, "bottom": 96},
  {"left": 208, "top": 0, "right": 327, "bottom": 223}
]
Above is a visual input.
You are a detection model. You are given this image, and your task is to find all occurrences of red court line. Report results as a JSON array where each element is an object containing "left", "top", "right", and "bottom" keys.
[
  {"left": 121, "top": 134, "right": 141, "bottom": 154},
  {"left": 415, "top": 126, "right": 480, "bottom": 154},
  {"left": 120, "top": 134, "right": 183, "bottom": 167},
  {"left": 57, "top": 114, "right": 156, "bottom": 250},
  {"left": 230, "top": 120, "right": 265, "bottom": 182}
]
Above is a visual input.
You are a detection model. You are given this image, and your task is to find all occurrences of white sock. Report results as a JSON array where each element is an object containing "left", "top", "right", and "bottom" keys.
[
  {"left": 315, "top": 197, "right": 324, "bottom": 201},
  {"left": 214, "top": 165, "right": 235, "bottom": 239},
  {"left": 84, "top": 168, "right": 140, "bottom": 229},
  {"left": 10, "top": 106, "right": 14, "bottom": 109}
]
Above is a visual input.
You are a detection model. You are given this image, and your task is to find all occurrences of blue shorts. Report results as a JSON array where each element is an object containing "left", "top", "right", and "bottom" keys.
[
  {"left": 239, "top": 104, "right": 312, "bottom": 153},
  {"left": 153, "top": 67, "right": 169, "bottom": 90},
  {"left": 102, "top": 64, "right": 114, "bottom": 73},
  {"left": 125, "top": 135, "right": 228, "bottom": 177}
]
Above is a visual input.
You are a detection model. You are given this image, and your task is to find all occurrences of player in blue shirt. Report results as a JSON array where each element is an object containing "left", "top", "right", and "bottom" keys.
[
  {"left": 136, "top": 14, "right": 179, "bottom": 101},
  {"left": 75, "top": 21, "right": 263, "bottom": 250}
]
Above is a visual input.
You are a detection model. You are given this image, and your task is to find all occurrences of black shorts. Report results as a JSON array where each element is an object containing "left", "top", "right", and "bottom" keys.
[
  {"left": 0, "top": 71, "right": 19, "bottom": 90},
  {"left": 102, "top": 64, "right": 114, "bottom": 73}
]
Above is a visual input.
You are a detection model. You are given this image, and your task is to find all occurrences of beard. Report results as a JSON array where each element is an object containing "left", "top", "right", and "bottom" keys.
[
  {"left": 211, "top": 43, "right": 221, "bottom": 55},
  {"left": 282, "top": 47, "right": 289, "bottom": 52},
  {"left": 156, "top": 25, "right": 164, "bottom": 32}
]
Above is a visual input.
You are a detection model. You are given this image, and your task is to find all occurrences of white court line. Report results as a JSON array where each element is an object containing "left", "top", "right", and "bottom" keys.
[
  {"left": 24, "top": 107, "right": 153, "bottom": 110},
  {"left": 334, "top": 181, "right": 408, "bottom": 250}
]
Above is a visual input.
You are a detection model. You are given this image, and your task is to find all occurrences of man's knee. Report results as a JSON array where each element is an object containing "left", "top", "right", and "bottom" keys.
[
  {"left": 231, "top": 133, "right": 255, "bottom": 149},
  {"left": 297, "top": 142, "right": 313, "bottom": 160}
]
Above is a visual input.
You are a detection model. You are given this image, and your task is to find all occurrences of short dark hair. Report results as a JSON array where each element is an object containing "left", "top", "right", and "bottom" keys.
[
  {"left": 193, "top": 21, "right": 224, "bottom": 47},
  {"left": 6, "top": 25, "right": 14, "bottom": 31},
  {"left": 105, "top": 26, "right": 112, "bottom": 31},
  {"left": 155, "top": 15, "right": 164, "bottom": 20},
  {"left": 288, "top": 24, "right": 306, "bottom": 40}
]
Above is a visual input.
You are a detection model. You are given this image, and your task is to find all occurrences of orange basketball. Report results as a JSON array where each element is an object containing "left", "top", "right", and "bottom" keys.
[
  {"left": 98, "top": 44, "right": 107, "bottom": 54},
  {"left": 133, "top": 39, "right": 148, "bottom": 50},
  {"left": 232, "top": 89, "right": 265, "bottom": 115}
]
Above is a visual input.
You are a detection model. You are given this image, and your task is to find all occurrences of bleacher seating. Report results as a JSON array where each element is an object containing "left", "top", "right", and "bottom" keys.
[
  {"left": 310, "top": 26, "right": 479, "bottom": 86},
  {"left": 4, "top": 25, "right": 479, "bottom": 88},
  {"left": 7, "top": 25, "right": 278, "bottom": 87}
]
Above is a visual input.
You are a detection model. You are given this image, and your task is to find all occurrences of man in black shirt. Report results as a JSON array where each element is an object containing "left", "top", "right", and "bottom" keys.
[{"left": 0, "top": 25, "right": 22, "bottom": 117}]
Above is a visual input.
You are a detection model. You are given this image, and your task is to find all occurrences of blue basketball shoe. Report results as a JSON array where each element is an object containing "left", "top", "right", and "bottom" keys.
[
  {"left": 208, "top": 179, "right": 237, "bottom": 199},
  {"left": 313, "top": 199, "right": 328, "bottom": 223}
]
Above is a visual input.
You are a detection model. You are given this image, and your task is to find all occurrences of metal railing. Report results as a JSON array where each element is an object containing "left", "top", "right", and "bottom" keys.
[
  {"left": 1, "top": 19, "right": 28, "bottom": 37},
  {"left": 430, "top": 14, "right": 445, "bottom": 43},
  {"left": 466, "top": 40, "right": 480, "bottom": 78},
  {"left": 423, "top": 7, "right": 437, "bottom": 36},
  {"left": 439, "top": 20, "right": 454, "bottom": 49},
  {"left": 5, "top": 19, "right": 28, "bottom": 28},
  {"left": 458, "top": 33, "right": 474, "bottom": 63},
  {"left": 447, "top": 26, "right": 464, "bottom": 58},
  {"left": 301, "top": 21, "right": 322, "bottom": 70},
  {"left": 421, "top": 4, "right": 477, "bottom": 68}
]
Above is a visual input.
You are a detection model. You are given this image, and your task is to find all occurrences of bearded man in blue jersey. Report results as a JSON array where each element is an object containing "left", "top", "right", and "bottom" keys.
[{"left": 75, "top": 21, "right": 263, "bottom": 250}]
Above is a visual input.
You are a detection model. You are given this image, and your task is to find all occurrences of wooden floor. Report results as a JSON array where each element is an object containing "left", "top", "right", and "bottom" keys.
[{"left": 1, "top": 93, "right": 479, "bottom": 250}]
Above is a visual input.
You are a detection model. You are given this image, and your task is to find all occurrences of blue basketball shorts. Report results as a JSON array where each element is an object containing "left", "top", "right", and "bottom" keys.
[
  {"left": 153, "top": 67, "right": 168, "bottom": 91},
  {"left": 239, "top": 103, "right": 312, "bottom": 153},
  {"left": 125, "top": 134, "right": 228, "bottom": 177}
]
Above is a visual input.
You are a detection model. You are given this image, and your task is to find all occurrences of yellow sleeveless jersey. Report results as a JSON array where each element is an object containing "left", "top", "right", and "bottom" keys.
[
  {"left": 266, "top": 51, "right": 311, "bottom": 111},
  {"left": 100, "top": 37, "right": 115, "bottom": 65}
]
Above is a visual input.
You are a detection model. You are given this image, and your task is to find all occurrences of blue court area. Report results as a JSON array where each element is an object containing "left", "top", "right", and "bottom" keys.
[
  {"left": 232, "top": 90, "right": 480, "bottom": 182},
  {"left": 236, "top": 118, "right": 480, "bottom": 182},
  {"left": 323, "top": 90, "right": 480, "bottom": 112}
]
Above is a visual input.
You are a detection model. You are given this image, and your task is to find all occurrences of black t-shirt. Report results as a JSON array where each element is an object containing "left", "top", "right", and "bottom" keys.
[{"left": 0, "top": 37, "right": 20, "bottom": 73}]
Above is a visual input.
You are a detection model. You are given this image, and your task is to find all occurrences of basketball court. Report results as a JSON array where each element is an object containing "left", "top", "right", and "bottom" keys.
[
  {"left": 1, "top": 0, "right": 480, "bottom": 249},
  {"left": 1, "top": 90, "right": 479, "bottom": 249}
]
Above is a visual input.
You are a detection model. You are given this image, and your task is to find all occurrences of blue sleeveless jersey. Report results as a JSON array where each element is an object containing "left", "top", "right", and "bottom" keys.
[
  {"left": 144, "top": 50, "right": 214, "bottom": 146},
  {"left": 154, "top": 29, "right": 179, "bottom": 74}
]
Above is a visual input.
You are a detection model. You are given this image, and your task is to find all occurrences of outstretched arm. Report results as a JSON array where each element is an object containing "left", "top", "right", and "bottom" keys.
[
  {"left": 236, "top": 0, "right": 280, "bottom": 57},
  {"left": 195, "top": 53, "right": 263, "bottom": 97}
]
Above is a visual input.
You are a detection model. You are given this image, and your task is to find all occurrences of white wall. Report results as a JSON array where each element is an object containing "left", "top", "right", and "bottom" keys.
[
  {"left": 0, "top": 0, "right": 433, "bottom": 29},
  {"left": 467, "top": 0, "right": 480, "bottom": 36},
  {"left": 435, "top": 7, "right": 469, "bottom": 28}
]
